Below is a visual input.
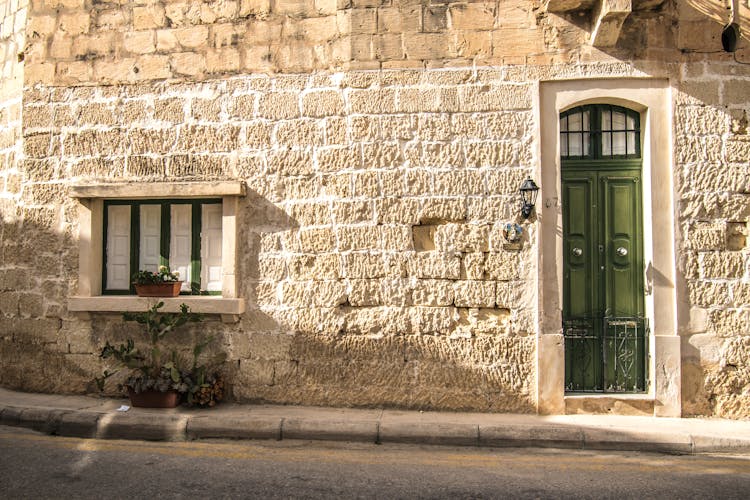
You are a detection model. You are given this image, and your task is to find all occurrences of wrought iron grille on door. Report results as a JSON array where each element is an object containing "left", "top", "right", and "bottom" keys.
[{"left": 564, "top": 316, "right": 648, "bottom": 392}]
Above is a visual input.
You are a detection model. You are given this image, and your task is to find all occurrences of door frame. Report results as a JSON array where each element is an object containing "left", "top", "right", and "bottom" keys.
[{"left": 536, "top": 79, "right": 680, "bottom": 416}]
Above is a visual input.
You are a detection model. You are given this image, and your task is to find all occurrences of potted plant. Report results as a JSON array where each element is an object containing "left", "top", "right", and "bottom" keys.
[
  {"left": 95, "top": 302, "right": 226, "bottom": 408},
  {"left": 132, "top": 266, "right": 182, "bottom": 297}
]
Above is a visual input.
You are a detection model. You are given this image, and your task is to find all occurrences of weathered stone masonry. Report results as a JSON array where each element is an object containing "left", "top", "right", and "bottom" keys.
[{"left": 0, "top": 0, "right": 749, "bottom": 417}]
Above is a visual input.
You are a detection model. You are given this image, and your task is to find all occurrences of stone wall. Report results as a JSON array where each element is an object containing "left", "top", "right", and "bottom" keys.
[
  {"left": 677, "top": 64, "right": 750, "bottom": 419},
  {"left": 0, "top": 0, "right": 749, "bottom": 416},
  {"left": 11, "top": 69, "right": 544, "bottom": 411}
]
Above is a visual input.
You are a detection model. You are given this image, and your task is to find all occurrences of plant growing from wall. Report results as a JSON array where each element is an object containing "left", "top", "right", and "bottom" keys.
[{"left": 95, "top": 302, "right": 226, "bottom": 407}]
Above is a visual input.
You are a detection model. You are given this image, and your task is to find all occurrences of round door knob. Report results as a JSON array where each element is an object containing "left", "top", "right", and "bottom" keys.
[
  {"left": 572, "top": 247, "right": 583, "bottom": 257},
  {"left": 616, "top": 247, "right": 628, "bottom": 256}
]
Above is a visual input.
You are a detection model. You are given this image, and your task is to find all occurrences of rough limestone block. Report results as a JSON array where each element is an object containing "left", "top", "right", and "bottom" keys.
[
  {"left": 485, "top": 253, "right": 521, "bottom": 280},
  {"left": 286, "top": 202, "right": 330, "bottom": 226},
  {"left": 276, "top": 119, "right": 324, "bottom": 147},
  {"left": 177, "top": 124, "right": 240, "bottom": 152},
  {"left": 467, "top": 197, "right": 515, "bottom": 224},
  {"left": 171, "top": 52, "right": 207, "bottom": 77},
  {"left": 259, "top": 92, "right": 299, "bottom": 120},
  {"left": 333, "top": 200, "right": 372, "bottom": 224},
  {"left": 485, "top": 168, "right": 529, "bottom": 196},
  {"left": 733, "top": 283, "right": 750, "bottom": 306},
  {"left": 461, "top": 252, "right": 485, "bottom": 280},
  {"left": 698, "top": 252, "right": 745, "bottom": 279},
  {"left": 23, "top": 133, "right": 56, "bottom": 158},
  {"left": 288, "top": 254, "right": 341, "bottom": 280},
  {"left": 435, "top": 223, "right": 490, "bottom": 253},
  {"left": 336, "top": 225, "right": 377, "bottom": 251},
  {"left": 206, "top": 47, "right": 241, "bottom": 73},
  {"left": 317, "top": 146, "right": 361, "bottom": 172},
  {"left": 348, "top": 89, "right": 397, "bottom": 114},
  {"left": 123, "top": 30, "right": 156, "bottom": 54},
  {"left": 302, "top": 90, "right": 344, "bottom": 117},
  {"left": 709, "top": 309, "right": 750, "bottom": 337},
  {"left": 686, "top": 222, "right": 725, "bottom": 250},
  {"left": 342, "top": 253, "right": 387, "bottom": 279},
  {"left": 298, "top": 227, "right": 335, "bottom": 253},
  {"left": 58, "top": 12, "right": 90, "bottom": 35},
  {"left": 267, "top": 149, "right": 314, "bottom": 176},
  {"left": 133, "top": 5, "right": 166, "bottom": 30},
  {"left": 464, "top": 142, "right": 519, "bottom": 168},
  {"left": 453, "top": 281, "right": 496, "bottom": 308},
  {"left": 420, "top": 198, "right": 467, "bottom": 222},
  {"left": 421, "top": 143, "right": 463, "bottom": 168},
  {"left": 676, "top": 106, "right": 729, "bottom": 136},
  {"left": 278, "top": 176, "right": 317, "bottom": 200},
  {"left": 411, "top": 279, "right": 454, "bottom": 306},
  {"left": 380, "top": 225, "right": 412, "bottom": 251},
  {"left": 362, "top": 142, "right": 402, "bottom": 168},
  {"left": 379, "top": 115, "right": 414, "bottom": 141},
  {"left": 416, "top": 114, "right": 451, "bottom": 141},
  {"left": 128, "top": 128, "right": 177, "bottom": 155},
  {"left": 244, "top": 122, "right": 272, "bottom": 147},
  {"left": 375, "top": 198, "right": 419, "bottom": 225},
  {"left": 407, "top": 252, "right": 461, "bottom": 279},
  {"left": 348, "top": 279, "right": 382, "bottom": 306},
  {"left": 457, "top": 307, "right": 511, "bottom": 336}
]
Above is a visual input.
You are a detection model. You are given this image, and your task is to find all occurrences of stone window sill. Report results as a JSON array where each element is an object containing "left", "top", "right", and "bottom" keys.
[{"left": 68, "top": 296, "right": 244, "bottom": 323}]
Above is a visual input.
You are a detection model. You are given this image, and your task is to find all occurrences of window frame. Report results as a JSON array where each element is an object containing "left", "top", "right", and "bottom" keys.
[
  {"left": 68, "top": 182, "right": 245, "bottom": 321},
  {"left": 102, "top": 198, "right": 222, "bottom": 296},
  {"left": 560, "top": 104, "right": 641, "bottom": 161}
]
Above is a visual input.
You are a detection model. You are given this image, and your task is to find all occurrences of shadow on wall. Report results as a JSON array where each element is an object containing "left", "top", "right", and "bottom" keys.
[
  {"left": 224, "top": 190, "right": 537, "bottom": 413},
  {"left": 0, "top": 197, "right": 93, "bottom": 393},
  {"left": 228, "top": 323, "right": 537, "bottom": 413}
]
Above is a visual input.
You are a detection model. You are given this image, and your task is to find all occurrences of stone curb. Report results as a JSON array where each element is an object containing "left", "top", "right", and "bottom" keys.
[{"left": 3, "top": 403, "right": 750, "bottom": 455}]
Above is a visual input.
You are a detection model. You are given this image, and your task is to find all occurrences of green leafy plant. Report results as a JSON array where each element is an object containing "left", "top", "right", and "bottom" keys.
[
  {"left": 132, "top": 265, "right": 180, "bottom": 285},
  {"left": 95, "top": 302, "right": 226, "bottom": 407}
]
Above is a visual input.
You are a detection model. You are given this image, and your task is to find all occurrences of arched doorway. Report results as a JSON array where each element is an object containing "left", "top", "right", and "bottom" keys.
[{"left": 561, "top": 104, "right": 648, "bottom": 393}]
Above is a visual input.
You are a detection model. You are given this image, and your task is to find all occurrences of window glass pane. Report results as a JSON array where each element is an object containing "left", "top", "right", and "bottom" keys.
[
  {"left": 170, "top": 204, "right": 192, "bottom": 292},
  {"left": 612, "top": 131, "right": 627, "bottom": 155},
  {"left": 601, "top": 109, "right": 611, "bottom": 131},
  {"left": 627, "top": 131, "right": 637, "bottom": 155},
  {"left": 561, "top": 136, "right": 568, "bottom": 157},
  {"left": 626, "top": 114, "right": 636, "bottom": 130},
  {"left": 567, "top": 112, "right": 581, "bottom": 131},
  {"left": 612, "top": 110, "right": 626, "bottom": 130},
  {"left": 560, "top": 115, "right": 568, "bottom": 132},
  {"left": 201, "top": 204, "right": 223, "bottom": 293},
  {"left": 139, "top": 204, "right": 161, "bottom": 273},
  {"left": 566, "top": 110, "right": 589, "bottom": 132},
  {"left": 106, "top": 205, "right": 131, "bottom": 290},
  {"left": 568, "top": 133, "right": 582, "bottom": 156},
  {"left": 602, "top": 133, "right": 612, "bottom": 157}
]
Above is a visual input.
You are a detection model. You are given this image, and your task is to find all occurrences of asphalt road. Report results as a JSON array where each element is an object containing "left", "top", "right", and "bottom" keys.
[{"left": 1, "top": 425, "right": 749, "bottom": 499}]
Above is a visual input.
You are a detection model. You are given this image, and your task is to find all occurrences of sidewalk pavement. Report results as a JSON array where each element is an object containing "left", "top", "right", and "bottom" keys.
[{"left": 2, "top": 387, "right": 750, "bottom": 455}]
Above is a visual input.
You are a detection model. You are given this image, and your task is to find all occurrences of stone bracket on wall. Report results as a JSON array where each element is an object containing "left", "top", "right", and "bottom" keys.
[{"left": 546, "top": 0, "right": 665, "bottom": 47}]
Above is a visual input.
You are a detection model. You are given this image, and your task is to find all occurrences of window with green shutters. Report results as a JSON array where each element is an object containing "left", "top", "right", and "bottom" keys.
[{"left": 103, "top": 199, "right": 222, "bottom": 295}]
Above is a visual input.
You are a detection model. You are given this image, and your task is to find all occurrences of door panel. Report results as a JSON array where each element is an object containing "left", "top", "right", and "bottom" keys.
[
  {"left": 602, "top": 175, "right": 643, "bottom": 319},
  {"left": 563, "top": 168, "right": 646, "bottom": 393},
  {"left": 562, "top": 173, "right": 597, "bottom": 320}
]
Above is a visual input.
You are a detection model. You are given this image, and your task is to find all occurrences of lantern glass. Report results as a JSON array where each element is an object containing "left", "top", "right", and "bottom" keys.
[{"left": 519, "top": 178, "right": 539, "bottom": 219}]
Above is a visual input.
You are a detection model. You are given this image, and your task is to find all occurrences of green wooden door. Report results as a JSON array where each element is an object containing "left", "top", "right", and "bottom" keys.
[{"left": 560, "top": 104, "right": 647, "bottom": 393}]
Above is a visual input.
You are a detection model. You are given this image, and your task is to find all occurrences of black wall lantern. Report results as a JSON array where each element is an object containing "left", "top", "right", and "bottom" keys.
[{"left": 519, "top": 177, "right": 540, "bottom": 220}]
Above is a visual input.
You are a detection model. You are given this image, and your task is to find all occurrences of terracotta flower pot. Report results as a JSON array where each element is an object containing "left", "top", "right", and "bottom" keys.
[
  {"left": 127, "top": 388, "right": 181, "bottom": 408},
  {"left": 134, "top": 282, "right": 182, "bottom": 297}
]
